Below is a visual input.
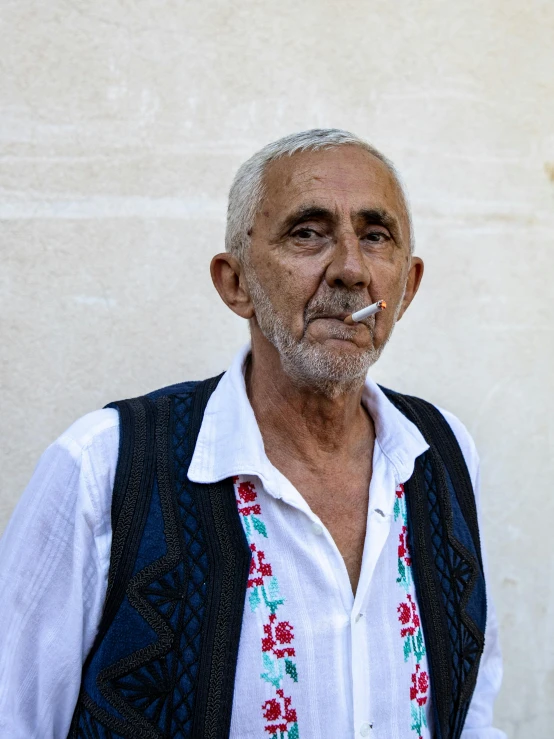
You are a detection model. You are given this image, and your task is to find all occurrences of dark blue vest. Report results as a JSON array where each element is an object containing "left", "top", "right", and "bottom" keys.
[{"left": 68, "top": 376, "right": 487, "bottom": 739}]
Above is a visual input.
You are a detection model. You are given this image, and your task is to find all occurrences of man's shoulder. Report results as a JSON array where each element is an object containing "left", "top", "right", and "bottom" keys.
[
  {"left": 56, "top": 408, "right": 120, "bottom": 461},
  {"left": 434, "top": 405, "right": 476, "bottom": 449}
]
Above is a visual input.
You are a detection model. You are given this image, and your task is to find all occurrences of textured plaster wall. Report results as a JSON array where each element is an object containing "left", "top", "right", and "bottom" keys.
[{"left": 1, "top": 1, "right": 553, "bottom": 735}]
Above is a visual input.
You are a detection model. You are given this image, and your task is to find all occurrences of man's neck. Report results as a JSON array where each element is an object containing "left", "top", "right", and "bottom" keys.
[
  {"left": 245, "top": 337, "right": 376, "bottom": 593},
  {"left": 245, "top": 341, "right": 373, "bottom": 465}
]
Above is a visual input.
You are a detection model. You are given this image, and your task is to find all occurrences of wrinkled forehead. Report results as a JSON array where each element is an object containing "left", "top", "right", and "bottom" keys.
[{"left": 258, "top": 145, "right": 410, "bottom": 241}]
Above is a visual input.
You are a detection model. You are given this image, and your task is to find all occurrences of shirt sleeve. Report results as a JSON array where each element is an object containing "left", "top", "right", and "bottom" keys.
[
  {"left": 438, "top": 408, "right": 507, "bottom": 739},
  {"left": 0, "top": 409, "right": 119, "bottom": 739}
]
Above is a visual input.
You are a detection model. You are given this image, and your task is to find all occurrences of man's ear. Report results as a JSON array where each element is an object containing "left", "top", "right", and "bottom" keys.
[
  {"left": 396, "top": 256, "right": 424, "bottom": 321},
  {"left": 210, "top": 253, "right": 255, "bottom": 319}
]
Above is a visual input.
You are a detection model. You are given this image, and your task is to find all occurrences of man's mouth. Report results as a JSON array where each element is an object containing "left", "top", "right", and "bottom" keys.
[{"left": 310, "top": 313, "right": 352, "bottom": 322}]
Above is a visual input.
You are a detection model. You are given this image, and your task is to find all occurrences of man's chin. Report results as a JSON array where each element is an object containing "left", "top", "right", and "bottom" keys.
[{"left": 279, "top": 341, "right": 378, "bottom": 393}]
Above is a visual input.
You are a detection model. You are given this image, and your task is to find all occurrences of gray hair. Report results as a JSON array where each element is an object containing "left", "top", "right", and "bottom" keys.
[{"left": 225, "top": 128, "right": 414, "bottom": 260}]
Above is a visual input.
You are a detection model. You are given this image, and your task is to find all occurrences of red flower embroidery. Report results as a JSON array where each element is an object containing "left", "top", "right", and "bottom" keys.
[
  {"left": 398, "top": 594, "right": 421, "bottom": 637},
  {"left": 418, "top": 670, "right": 429, "bottom": 697},
  {"left": 248, "top": 545, "right": 273, "bottom": 588},
  {"left": 262, "top": 614, "right": 296, "bottom": 658},
  {"left": 238, "top": 504, "right": 262, "bottom": 516},
  {"left": 410, "top": 665, "right": 429, "bottom": 707},
  {"left": 398, "top": 525, "right": 412, "bottom": 566},
  {"left": 275, "top": 620, "right": 294, "bottom": 645},
  {"left": 234, "top": 477, "right": 300, "bottom": 738},
  {"left": 395, "top": 484, "right": 429, "bottom": 737},
  {"left": 237, "top": 479, "right": 258, "bottom": 503},
  {"left": 263, "top": 690, "right": 298, "bottom": 734},
  {"left": 263, "top": 698, "right": 281, "bottom": 721},
  {"left": 398, "top": 601, "right": 411, "bottom": 626}
]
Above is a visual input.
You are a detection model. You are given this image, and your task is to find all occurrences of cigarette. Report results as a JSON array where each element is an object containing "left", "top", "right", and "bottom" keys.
[{"left": 344, "top": 300, "right": 387, "bottom": 325}]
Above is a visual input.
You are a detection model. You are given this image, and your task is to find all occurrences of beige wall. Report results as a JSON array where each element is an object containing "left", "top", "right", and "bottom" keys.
[{"left": 2, "top": 1, "right": 553, "bottom": 735}]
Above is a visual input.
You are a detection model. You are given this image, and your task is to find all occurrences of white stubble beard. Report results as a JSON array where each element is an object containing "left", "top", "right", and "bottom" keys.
[{"left": 243, "top": 261, "right": 404, "bottom": 398}]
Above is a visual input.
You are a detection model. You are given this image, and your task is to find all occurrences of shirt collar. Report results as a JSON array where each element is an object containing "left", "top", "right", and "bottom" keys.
[{"left": 188, "top": 343, "right": 429, "bottom": 487}]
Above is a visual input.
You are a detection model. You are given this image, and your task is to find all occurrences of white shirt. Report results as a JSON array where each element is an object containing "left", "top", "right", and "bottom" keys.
[{"left": 0, "top": 344, "right": 506, "bottom": 738}]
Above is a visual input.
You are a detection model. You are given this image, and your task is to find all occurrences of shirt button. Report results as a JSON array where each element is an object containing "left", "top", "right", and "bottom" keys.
[
  {"left": 311, "top": 523, "right": 324, "bottom": 536},
  {"left": 355, "top": 613, "right": 364, "bottom": 623},
  {"left": 360, "top": 722, "right": 372, "bottom": 736}
]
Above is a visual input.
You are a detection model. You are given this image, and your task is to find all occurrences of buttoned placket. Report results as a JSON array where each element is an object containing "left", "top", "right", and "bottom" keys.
[
  {"left": 350, "top": 442, "right": 397, "bottom": 738},
  {"left": 261, "top": 440, "right": 398, "bottom": 738}
]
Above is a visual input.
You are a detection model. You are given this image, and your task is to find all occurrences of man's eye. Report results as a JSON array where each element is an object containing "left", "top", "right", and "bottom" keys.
[
  {"left": 364, "top": 231, "right": 389, "bottom": 242},
  {"left": 292, "top": 228, "right": 319, "bottom": 239}
]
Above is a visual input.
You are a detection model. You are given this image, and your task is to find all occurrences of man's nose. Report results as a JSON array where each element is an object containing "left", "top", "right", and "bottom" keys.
[{"left": 324, "top": 232, "right": 370, "bottom": 290}]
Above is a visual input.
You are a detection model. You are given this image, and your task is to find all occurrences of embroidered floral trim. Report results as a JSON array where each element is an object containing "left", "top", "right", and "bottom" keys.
[
  {"left": 395, "top": 483, "right": 430, "bottom": 739},
  {"left": 234, "top": 476, "right": 300, "bottom": 739}
]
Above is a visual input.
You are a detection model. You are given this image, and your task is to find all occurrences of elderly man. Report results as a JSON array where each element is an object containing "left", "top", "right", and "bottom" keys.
[{"left": 0, "top": 129, "right": 505, "bottom": 739}]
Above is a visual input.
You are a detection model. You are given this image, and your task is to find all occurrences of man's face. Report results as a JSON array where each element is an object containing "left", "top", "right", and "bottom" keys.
[{"left": 242, "top": 145, "right": 420, "bottom": 392}]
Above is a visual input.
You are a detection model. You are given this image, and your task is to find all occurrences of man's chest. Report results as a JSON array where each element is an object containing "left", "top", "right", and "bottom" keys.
[
  {"left": 280, "top": 462, "right": 373, "bottom": 591},
  {"left": 301, "top": 482, "right": 370, "bottom": 592}
]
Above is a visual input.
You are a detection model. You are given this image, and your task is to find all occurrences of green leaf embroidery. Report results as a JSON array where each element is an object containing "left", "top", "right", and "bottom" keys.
[
  {"left": 414, "top": 630, "right": 426, "bottom": 662},
  {"left": 268, "top": 576, "right": 280, "bottom": 599},
  {"left": 285, "top": 659, "right": 298, "bottom": 682},
  {"left": 288, "top": 723, "right": 300, "bottom": 739},
  {"left": 252, "top": 515, "right": 268, "bottom": 537},
  {"left": 249, "top": 586, "right": 261, "bottom": 612},
  {"left": 410, "top": 701, "right": 427, "bottom": 735},
  {"left": 261, "top": 652, "right": 283, "bottom": 689},
  {"left": 263, "top": 579, "right": 285, "bottom": 614}
]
